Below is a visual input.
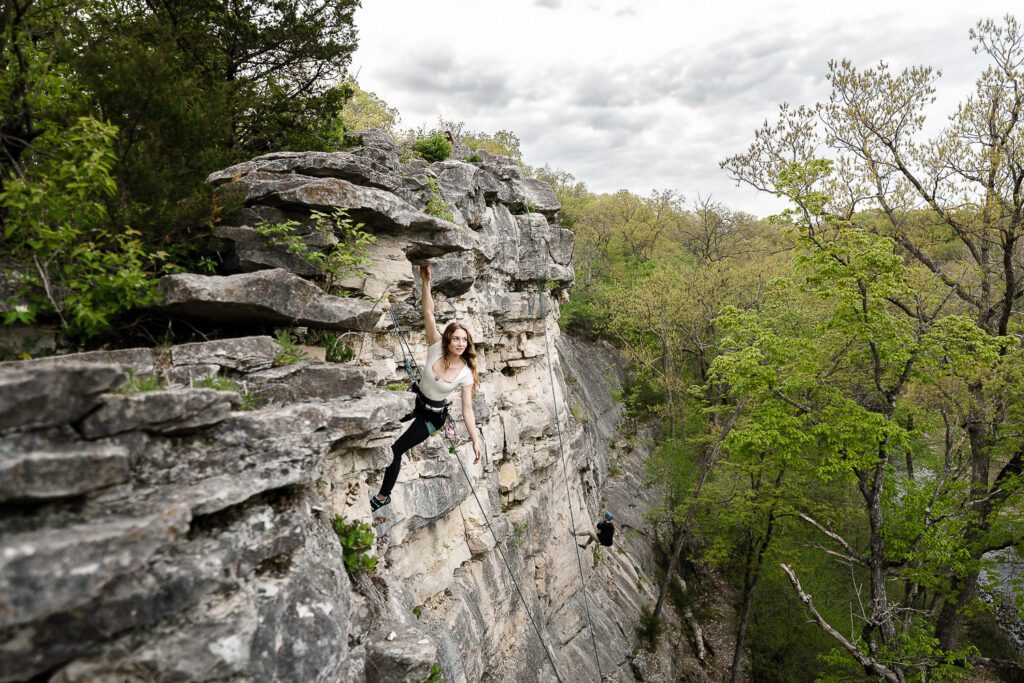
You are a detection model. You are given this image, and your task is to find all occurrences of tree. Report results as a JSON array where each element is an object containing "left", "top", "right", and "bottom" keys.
[
  {"left": 722, "top": 15, "right": 1024, "bottom": 655},
  {"left": 72, "top": 0, "right": 360, "bottom": 242},
  {"left": 337, "top": 79, "right": 400, "bottom": 137}
]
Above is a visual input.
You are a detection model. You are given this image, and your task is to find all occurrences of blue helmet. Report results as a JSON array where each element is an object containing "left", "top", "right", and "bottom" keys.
[{"left": 603, "top": 511, "right": 614, "bottom": 521}]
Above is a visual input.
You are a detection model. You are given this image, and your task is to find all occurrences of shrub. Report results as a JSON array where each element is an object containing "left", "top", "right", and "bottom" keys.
[
  {"left": 511, "top": 520, "right": 530, "bottom": 548},
  {"left": 253, "top": 208, "right": 374, "bottom": 293},
  {"left": 1, "top": 117, "right": 162, "bottom": 341},
  {"left": 421, "top": 663, "right": 443, "bottom": 683},
  {"left": 412, "top": 132, "right": 452, "bottom": 162},
  {"left": 332, "top": 516, "right": 378, "bottom": 575},
  {"left": 424, "top": 178, "right": 455, "bottom": 222},
  {"left": 636, "top": 603, "right": 662, "bottom": 652},
  {"left": 466, "top": 153, "right": 482, "bottom": 163},
  {"left": 304, "top": 330, "right": 355, "bottom": 363}
]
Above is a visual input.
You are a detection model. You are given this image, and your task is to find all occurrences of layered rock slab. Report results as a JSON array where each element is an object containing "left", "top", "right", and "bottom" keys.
[{"left": 154, "top": 268, "right": 381, "bottom": 330}]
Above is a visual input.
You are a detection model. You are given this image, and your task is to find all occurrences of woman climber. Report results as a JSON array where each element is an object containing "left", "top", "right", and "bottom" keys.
[{"left": 371, "top": 264, "right": 483, "bottom": 511}]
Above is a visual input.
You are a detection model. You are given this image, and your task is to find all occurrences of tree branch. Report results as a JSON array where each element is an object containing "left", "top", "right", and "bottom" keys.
[{"left": 781, "top": 564, "right": 901, "bottom": 683}]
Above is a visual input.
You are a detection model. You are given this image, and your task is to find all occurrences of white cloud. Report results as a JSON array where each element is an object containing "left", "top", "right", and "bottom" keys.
[{"left": 352, "top": 1, "right": 1022, "bottom": 216}]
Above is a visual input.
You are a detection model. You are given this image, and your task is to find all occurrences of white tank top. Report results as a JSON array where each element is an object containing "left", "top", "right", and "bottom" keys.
[{"left": 418, "top": 341, "right": 472, "bottom": 401}]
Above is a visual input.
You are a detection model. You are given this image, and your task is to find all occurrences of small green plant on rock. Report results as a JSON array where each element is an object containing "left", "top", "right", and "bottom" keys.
[
  {"left": 195, "top": 375, "right": 260, "bottom": 410},
  {"left": 511, "top": 520, "right": 530, "bottom": 548},
  {"left": 304, "top": 329, "right": 355, "bottom": 363},
  {"left": 195, "top": 375, "right": 238, "bottom": 391},
  {"left": 609, "top": 462, "right": 623, "bottom": 478},
  {"left": 420, "top": 663, "right": 443, "bottom": 683},
  {"left": 332, "top": 516, "right": 378, "bottom": 575},
  {"left": 115, "top": 372, "right": 165, "bottom": 394},
  {"left": 424, "top": 178, "right": 455, "bottom": 222},
  {"left": 466, "top": 153, "right": 482, "bottom": 163},
  {"left": 273, "top": 329, "right": 310, "bottom": 366}
]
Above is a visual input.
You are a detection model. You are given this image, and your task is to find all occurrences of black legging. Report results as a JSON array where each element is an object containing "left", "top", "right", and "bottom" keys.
[{"left": 378, "top": 412, "right": 446, "bottom": 497}]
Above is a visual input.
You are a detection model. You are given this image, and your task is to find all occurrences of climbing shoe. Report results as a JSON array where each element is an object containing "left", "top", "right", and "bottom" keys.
[{"left": 370, "top": 494, "right": 391, "bottom": 511}]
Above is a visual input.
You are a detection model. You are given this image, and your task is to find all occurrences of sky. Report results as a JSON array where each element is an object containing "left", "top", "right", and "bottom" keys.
[{"left": 351, "top": 1, "right": 1021, "bottom": 216}]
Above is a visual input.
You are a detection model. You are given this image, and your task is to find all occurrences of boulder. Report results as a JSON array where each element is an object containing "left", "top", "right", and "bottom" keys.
[
  {"left": 247, "top": 362, "right": 370, "bottom": 406},
  {"left": 364, "top": 627, "right": 437, "bottom": 683},
  {"left": 0, "top": 443, "right": 129, "bottom": 503},
  {"left": 170, "top": 336, "right": 279, "bottom": 373},
  {"left": 154, "top": 269, "right": 381, "bottom": 330},
  {"left": 428, "top": 252, "right": 479, "bottom": 297},
  {"left": 238, "top": 175, "right": 479, "bottom": 262},
  {"left": 0, "top": 363, "right": 126, "bottom": 433},
  {"left": 214, "top": 223, "right": 324, "bottom": 275},
  {"left": 515, "top": 214, "right": 574, "bottom": 286},
  {"left": 78, "top": 388, "right": 238, "bottom": 438},
  {"left": 207, "top": 151, "right": 401, "bottom": 193},
  {"left": 0, "top": 506, "right": 191, "bottom": 629}
]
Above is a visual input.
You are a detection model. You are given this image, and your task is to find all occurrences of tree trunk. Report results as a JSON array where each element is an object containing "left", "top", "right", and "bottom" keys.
[
  {"left": 936, "top": 400, "right": 990, "bottom": 649},
  {"left": 730, "top": 508, "right": 776, "bottom": 683},
  {"left": 653, "top": 398, "right": 748, "bottom": 621}
]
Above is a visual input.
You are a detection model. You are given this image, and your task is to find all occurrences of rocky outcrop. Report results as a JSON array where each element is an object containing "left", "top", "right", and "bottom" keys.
[{"left": 0, "top": 130, "right": 671, "bottom": 682}]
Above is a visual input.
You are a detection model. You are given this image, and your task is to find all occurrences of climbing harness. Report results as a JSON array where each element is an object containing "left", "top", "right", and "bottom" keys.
[
  {"left": 526, "top": 216, "right": 605, "bottom": 680},
  {"left": 386, "top": 295, "right": 564, "bottom": 682}
]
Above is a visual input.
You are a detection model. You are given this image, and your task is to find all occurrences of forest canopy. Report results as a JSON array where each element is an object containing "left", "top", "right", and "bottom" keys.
[{"left": 0, "top": 0, "right": 359, "bottom": 338}]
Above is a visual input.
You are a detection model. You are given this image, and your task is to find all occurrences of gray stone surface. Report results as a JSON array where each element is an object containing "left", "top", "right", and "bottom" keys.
[
  {"left": 0, "top": 142, "right": 690, "bottom": 683},
  {"left": 78, "top": 388, "right": 238, "bottom": 438},
  {"left": 247, "top": 361, "right": 370, "bottom": 406},
  {"left": 364, "top": 627, "right": 437, "bottom": 683},
  {"left": 208, "top": 150, "right": 401, "bottom": 193},
  {"left": 0, "top": 507, "right": 191, "bottom": 629},
  {"left": 0, "top": 443, "right": 129, "bottom": 503},
  {"left": 0, "top": 363, "right": 126, "bottom": 432},
  {"left": 170, "top": 336, "right": 279, "bottom": 373},
  {"left": 0, "top": 346, "right": 157, "bottom": 373},
  {"left": 155, "top": 268, "right": 381, "bottom": 330}
]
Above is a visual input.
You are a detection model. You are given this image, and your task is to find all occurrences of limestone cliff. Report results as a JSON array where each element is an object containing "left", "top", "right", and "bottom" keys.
[{"left": 0, "top": 131, "right": 687, "bottom": 682}]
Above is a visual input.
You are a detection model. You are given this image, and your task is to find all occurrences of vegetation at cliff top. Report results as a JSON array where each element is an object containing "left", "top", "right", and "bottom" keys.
[{"left": 1, "top": 0, "right": 359, "bottom": 342}]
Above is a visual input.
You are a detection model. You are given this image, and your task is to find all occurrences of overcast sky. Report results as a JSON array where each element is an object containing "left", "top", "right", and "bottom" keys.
[{"left": 352, "top": 1, "right": 1020, "bottom": 216}]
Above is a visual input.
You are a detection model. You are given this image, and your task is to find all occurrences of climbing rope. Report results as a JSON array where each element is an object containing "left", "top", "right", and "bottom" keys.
[
  {"left": 388, "top": 306, "right": 418, "bottom": 382},
  {"left": 387, "top": 295, "right": 564, "bottom": 682},
  {"left": 443, "top": 423, "right": 565, "bottom": 683},
  {"left": 526, "top": 215, "right": 605, "bottom": 680}
]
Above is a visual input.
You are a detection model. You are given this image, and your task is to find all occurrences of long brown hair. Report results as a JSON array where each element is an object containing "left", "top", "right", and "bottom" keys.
[{"left": 442, "top": 321, "right": 479, "bottom": 394}]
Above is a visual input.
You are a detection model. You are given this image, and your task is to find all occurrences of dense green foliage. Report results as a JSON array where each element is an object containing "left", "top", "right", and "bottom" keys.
[
  {"left": 413, "top": 132, "right": 453, "bottom": 162},
  {"left": 253, "top": 209, "right": 375, "bottom": 293},
  {"left": 0, "top": 0, "right": 360, "bottom": 342},
  {"left": 332, "top": 516, "right": 378, "bottom": 575},
  {"left": 549, "top": 17, "right": 1024, "bottom": 681}
]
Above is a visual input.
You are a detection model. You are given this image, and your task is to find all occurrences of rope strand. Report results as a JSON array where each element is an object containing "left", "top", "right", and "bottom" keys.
[{"left": 527, "top": 217, "right": 605, "bottom": 681}]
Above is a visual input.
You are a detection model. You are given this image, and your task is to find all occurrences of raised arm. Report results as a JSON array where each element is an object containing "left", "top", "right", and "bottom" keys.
[
  {"left": 420, "top": 264, "right": 441, "bottom": 344},
  {"left": 461, "top": 384, "right": 482, "bottom": 464}
]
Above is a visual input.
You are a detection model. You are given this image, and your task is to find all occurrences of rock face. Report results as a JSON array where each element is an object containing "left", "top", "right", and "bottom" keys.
[{"left": 0, "top": 131, "right": 678, "bottom": 682}]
